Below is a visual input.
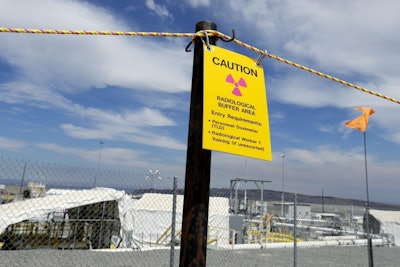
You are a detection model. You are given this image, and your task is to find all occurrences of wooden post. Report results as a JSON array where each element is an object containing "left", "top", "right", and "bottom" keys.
[{"left": 179, "top": 21, "right": 217, "bottom": 267}]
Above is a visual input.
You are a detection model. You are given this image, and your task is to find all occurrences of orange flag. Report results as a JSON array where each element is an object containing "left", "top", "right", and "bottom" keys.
[{"left": 345, "top": 107, "right": 375, "bottom": 132}]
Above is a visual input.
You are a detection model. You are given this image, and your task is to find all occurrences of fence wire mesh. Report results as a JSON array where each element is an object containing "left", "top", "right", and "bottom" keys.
[{"left": 0, "top": 156, "right": 399, "bottom": 266}]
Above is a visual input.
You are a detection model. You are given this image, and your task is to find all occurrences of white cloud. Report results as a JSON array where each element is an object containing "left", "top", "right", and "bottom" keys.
[
  {"left": 0, "top": 79, "right": 184, "bottom": 148},
  {"left": 145, "top": 0, "right": 174, "bottom": 19},
  {"left": 56, "top": 105, "right": 186, "bottom": 149},
  {"left": 317, "top": 125, "right": 334, "bottom": 134},
  {"left": 60, "top": 123, "right": 186, "bottom": 150},
  {"left": 0, "top": 137, "right": 26, "bottom": 151},
  {"left": 186, "top": 0, "right": 210, "bottom": 8},
  {"left": 268, "top": 111, "right": 285, "bottom": 122},
  {"left": 0, "top": 0, "right": 191, "bottom": 94},
  {"left": 0, "top": 0, "right": 191, "bottom": 151},
  {"left": 0, "top": 34, "right": 192, "bottom": 94},
  {"left": 36, "top": 143, "right": 142, "bottom": 166},
  {"left": 217, "top": 0, "right": 400, "bottom": 107},
  {"left": 272, "top": 0, "right": 400, "bottom": 104}
]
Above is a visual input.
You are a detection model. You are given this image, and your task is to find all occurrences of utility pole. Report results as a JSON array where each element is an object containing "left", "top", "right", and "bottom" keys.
[
  {"left": 179, "top": 21, "right": 217, "bottom": 267},
  {"left": 281, "top": 154, "right": 286, "bottom": 217},
  {"left": 93, "top": 140, "right": 104, "bottom": 188},
  {"left": 19, "top": 162, "right": 27, "bottom": 194}
]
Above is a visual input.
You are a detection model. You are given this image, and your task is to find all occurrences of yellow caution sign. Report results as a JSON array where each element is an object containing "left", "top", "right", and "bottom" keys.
[{"left": 203, "top": 45, "right": 272, "bottom": 161}]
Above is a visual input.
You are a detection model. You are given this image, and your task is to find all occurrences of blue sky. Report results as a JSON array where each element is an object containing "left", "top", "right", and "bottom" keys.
[{"left": 1, "top": 0, "right": 400, "bottom": 204}]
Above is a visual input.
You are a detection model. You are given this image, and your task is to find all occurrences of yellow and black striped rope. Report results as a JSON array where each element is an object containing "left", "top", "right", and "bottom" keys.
[
  {"left": 1, "top": 27, "right": 398, "bottom": 105},
  {"left": 0, "top": 27, "right": 197, "bottom": 38}
]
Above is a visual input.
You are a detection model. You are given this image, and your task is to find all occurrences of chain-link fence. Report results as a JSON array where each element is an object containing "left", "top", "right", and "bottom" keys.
[{"left": 1, "top": 156, "right": 399, "bottom": 266}]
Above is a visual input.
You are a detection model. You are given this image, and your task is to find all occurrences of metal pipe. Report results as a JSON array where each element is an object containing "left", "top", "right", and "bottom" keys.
[
  {"left": 170, "top": 176, "right": 178, "bottom": 267},
  {"left": 293, "top": 194, "right": 297, "bottom": 267}
]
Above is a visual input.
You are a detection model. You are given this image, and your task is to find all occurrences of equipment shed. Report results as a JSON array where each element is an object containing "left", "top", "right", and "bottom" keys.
[
  {"left": 0, "top": 188, "right": 124, "bottom": 249},
  {"left": 123, "top": 193, "right": 230, "bottom": 248},
  {"left": 370, "top": 209, "right": 400, "bottom": 246}
]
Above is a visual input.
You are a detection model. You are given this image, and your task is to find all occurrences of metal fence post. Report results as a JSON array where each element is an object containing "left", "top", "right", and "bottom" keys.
[
  {"left": 293, "top": 194, "right": 297, "bottom": 267},
  {"left": 170, "top": 176, "right": 178, "bottom": 267}
]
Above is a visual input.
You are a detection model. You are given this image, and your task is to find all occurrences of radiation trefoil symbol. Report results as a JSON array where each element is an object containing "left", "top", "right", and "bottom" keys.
[{"left": 226, "top": 74, "right": 247, "bottom": 96}]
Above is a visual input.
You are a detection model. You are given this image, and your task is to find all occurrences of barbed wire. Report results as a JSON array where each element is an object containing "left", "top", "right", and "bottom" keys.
[{"left": 1, "top": 27, "right": 399, "bottom": 105}]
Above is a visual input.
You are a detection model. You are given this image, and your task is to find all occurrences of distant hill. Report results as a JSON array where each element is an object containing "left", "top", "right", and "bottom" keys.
[
  {"left": 133, "top": 188, "right": 400, "bottom": 211},
  {"left": 2, "top": 177, "right": 399, "bottom": 211}
]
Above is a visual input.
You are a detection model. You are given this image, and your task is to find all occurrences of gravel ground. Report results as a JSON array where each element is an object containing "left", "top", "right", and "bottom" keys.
[{"left": 1, "top": 246, "right": 399, "bottom": 266}]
